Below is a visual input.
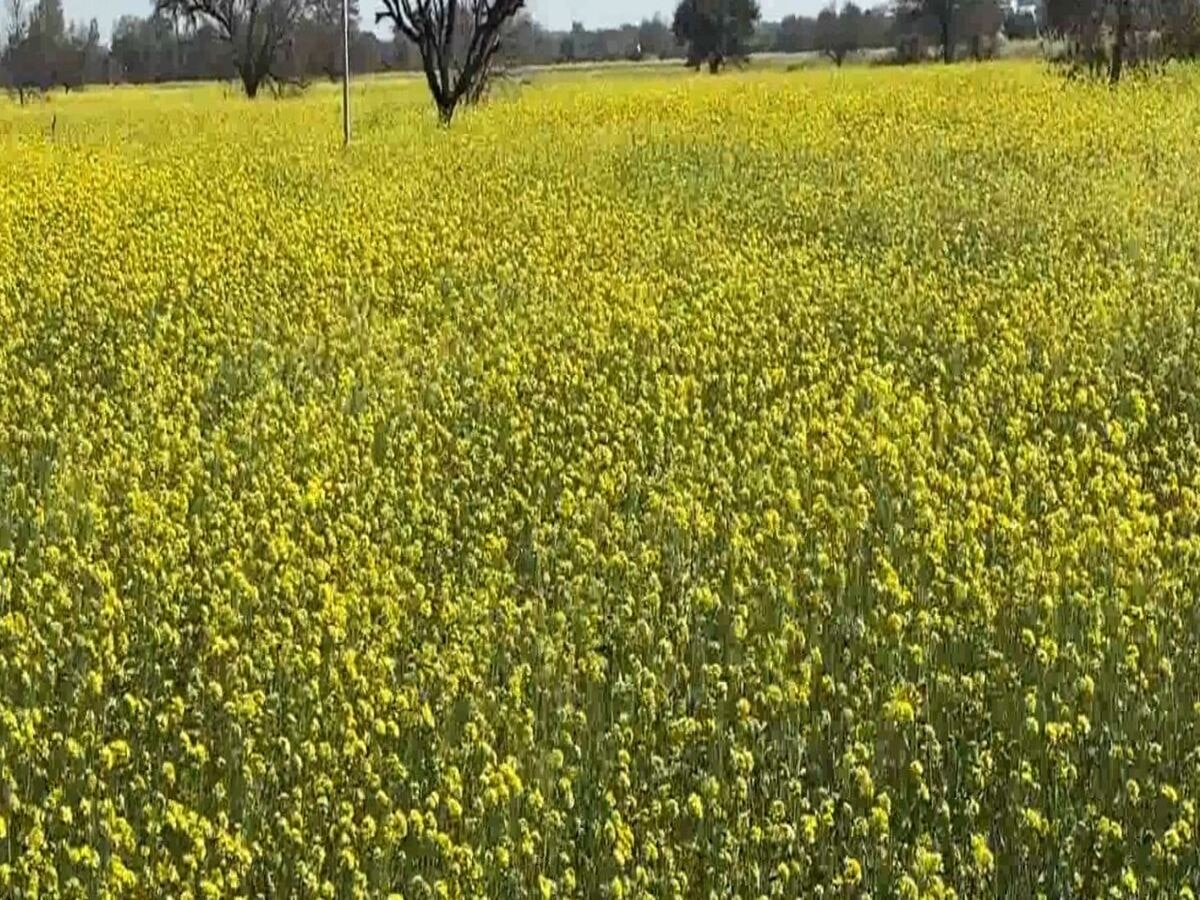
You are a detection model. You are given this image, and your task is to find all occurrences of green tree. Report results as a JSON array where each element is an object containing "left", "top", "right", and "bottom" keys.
[
  {"left": 816, "top": 2, "right": 862, "bottom": 65},
  {"left": 960, "top": 0, "right": 1002, "bottom": 59},
  {"left": 671, "top": 0, "right": 761, "bottom": 73},
  {"left": 2, "top": 0, "right": 36, "bottom": 100},
  {"left": 28, "top": 0, "right": 64, "bottom": 42},
  {"left": 896, "top": 0, "right": 959, "bottom": 62},
  {"left": 3, "top": 0, "right": 74, "bottom": 97},
  {"left": 638, "top": 15, "right": 672, "bottom": 58},
  {"left": 294, "top": 0, "right": 360, "bottom": 80},
  {"left": 775, "top": 14, "right": 816, "bottom": 52},
  {"left": 82, "top": 17, "right": 104, "bottom": 82}
]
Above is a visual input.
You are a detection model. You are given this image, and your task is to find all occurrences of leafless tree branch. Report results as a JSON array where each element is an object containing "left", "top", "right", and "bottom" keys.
[
  {"left": 155, "top": 0, "right": 312, "bottom": 97},
  {"left": 377, "top": 0, "right": 523, "bottom": 123}
]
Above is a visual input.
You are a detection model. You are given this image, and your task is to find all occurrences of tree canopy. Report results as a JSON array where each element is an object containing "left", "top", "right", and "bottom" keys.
[
  {"left": 671, "top": 0, "right": 761, "bottom": 73},
  {"left": 815, "top": 2, "right": 863, "bottom": 66}
]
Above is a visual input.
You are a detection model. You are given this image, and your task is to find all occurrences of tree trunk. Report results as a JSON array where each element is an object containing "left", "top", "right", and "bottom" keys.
[
  {"left": 708, "top": 53, "right": 723, "bottom": 74},
  {"left": 942, "top": 18, "right": 954, "bottom": 63},
  {"left": 241, "top": 65, "right": 261, "bottom": 98},
  {"left": 1110, "top": 0, "right": 1131, "bottom": 82}
]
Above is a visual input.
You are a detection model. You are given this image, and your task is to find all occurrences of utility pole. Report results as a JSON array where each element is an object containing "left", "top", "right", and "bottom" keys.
[{"left": 342, "top": 0, "right": 352, "bottom": 145}]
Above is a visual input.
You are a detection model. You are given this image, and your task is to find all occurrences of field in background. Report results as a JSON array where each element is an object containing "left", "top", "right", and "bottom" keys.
[
  {"left": 3, "top": 63, "right": 1200, "bottom": 896},
  {"left": 491, "top": 37, "right": 1046, "bottom": 76}
]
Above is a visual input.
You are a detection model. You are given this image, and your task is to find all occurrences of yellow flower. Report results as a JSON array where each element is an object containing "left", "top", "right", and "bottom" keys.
[
  {"left": 843, "top": 856, "right": 863, "bottom": 885},
  {"left": 970, "top": 834, "right": 994, "bottom": 875},
  {"left": 2, "top": 58, "right": 1197, "bottom": 900}
]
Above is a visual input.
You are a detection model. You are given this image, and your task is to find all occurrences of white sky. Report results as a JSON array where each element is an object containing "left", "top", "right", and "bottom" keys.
[{"left": 65, "top": 0, "right": 827, "bottom": 40}]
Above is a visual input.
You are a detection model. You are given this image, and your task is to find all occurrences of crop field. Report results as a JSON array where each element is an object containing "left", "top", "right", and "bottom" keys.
[{"left": 2, "top": 63, "right": 1200, "bottom": 897}]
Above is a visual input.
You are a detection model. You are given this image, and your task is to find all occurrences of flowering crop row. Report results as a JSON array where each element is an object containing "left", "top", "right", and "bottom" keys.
[{"left": 1, "top": 65, "right": 1199, "bottom": 897}]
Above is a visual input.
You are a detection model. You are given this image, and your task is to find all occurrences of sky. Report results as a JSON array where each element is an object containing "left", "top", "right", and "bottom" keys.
[{"left": 65, "top": 0, "right": 824, "bottom": 41}]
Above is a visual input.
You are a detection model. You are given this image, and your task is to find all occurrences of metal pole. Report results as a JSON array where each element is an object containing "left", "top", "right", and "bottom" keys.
[{"left": 342, "top": 0, "right": 351, "bottom": 145}]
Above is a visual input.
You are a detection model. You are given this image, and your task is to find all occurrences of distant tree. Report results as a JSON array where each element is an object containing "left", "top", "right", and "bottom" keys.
[
  {"left": 672, "top": 0, "right": 762, "bottom": 72},
  {"left": 155, "top": 0, "right": 315, "bottom": 97},
  {"left": 613, "top": 24, "right": 645, "bottom": 60},
  {"left": 2, "top": 0, "right": 38, "bottom": 101},
  {"left": 583, "top": 25, "right": 631, "bottom": 60},
  {"left": 1109, "top": 0, "right": 1132, "bottom": 79},
  {"left": 110, "top": 13, "right": 171, "bottom": 82},
  {"left": 183, "top": 20, "right": 235, "bottom": 79},
  {"left": 860, "top": 8, "right": 894, "bottom": 46},
  {"left": 774, "top": 13, "right": 816, "bottom": 52},
  {"left": 80, "top": 17, "right": 105, "bottom": 82},
  {"left": 1043, "top": 0, "right": 1197, "bottom": 80},
  {"left": 502, "top": 10, "right": 531, "bottom": 60},
  {"left": 500, "top": 13, "right": 551, "bottom": 65},
  {"left": 1044, "top": 0, "right": 1108, "bottom": 74},
  {"left": 350, "top": 28, "right": 384, "bottom": 70},
  {"left": 1160, "top": 0, "right": 1200, "bottom": 59},
  {"left": 28, "top": 0, "right": 63, "bottom": 42},
  {"left": 295, "top": 0, "right": 360, "bottom": 80},
  {"left": 558, "top": 19, "right": 583, "bottom": 60},
  {"left": 54, "top": 18, "right": 91, "bottom": 90},
  {"left": 1003, "top": 6, "right": 1038, "bottom": 38},
  {"left": 895, "top": 0, "right": 958, "bottom": 62},
  {"left": 840, "top": 3, "right": 864, "bottom": 55},
  {"left": 638, "top": 15, "right": 672, "bottom": 57},
  {"left": 815, "top": 7, "right": 841, "bottom": 61},
  {"left": 286, "top": 2, "right": 390, "bottom": 80},
  {"left": 816, "top": 2, "right": 862, "bottom": 64},
  {"left": 3, "top": 0, "right": 74, "bottom": 98},
  {"left": 960, "top": 0, "right": 1002, "bottom": 58},
  {"left": 2, "top": 0, "right": 22, "bottom": 39},
  {"left": 106, "top": 12, "right": 218, "bottom": 83},
  {"left": 551, "top": 20, "right": 648, "bottom": 63},
  {"left": 377, "top": 0, "right": 526, "bottom": 123},
  {"left": 387, "top": 24, "right": 419, "bottom": 67}
]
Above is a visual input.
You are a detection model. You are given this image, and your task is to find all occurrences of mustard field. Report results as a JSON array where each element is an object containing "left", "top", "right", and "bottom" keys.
[{"left": 2, "top": 63, "right": 1200, "bottom": 897}]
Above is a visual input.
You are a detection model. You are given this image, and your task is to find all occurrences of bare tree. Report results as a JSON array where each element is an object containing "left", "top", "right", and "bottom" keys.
[
  {"left": 376, "top": 0, "right": 525, "bottom": 123},
  {"left": 2, "top": 0, "right": 25, "bottom": 61},
  {"left": 2, "top": 0, "right": 22, "bottom": 39},
  {"left": 155, "top": 0, "right": 313, "bottom": 97},
  {"left": 3, "top": 0, "right": 41, "bottom": 103}
]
